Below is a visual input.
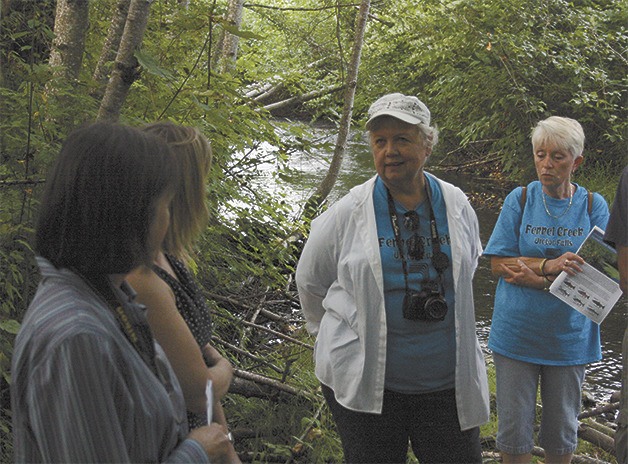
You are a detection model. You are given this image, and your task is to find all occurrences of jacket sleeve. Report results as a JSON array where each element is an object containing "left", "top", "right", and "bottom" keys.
[
  {"left": 24, "top": 332, "right": 141, "bottom": 462},
  {"left": 23, "top": 331, "right": 209, "bottom": 463},
  {"left": 463, "top": 198, "right": 483, "bottom": 269},
  {"left": 296, "top": 208, "right": 342, "bottom": 335}
]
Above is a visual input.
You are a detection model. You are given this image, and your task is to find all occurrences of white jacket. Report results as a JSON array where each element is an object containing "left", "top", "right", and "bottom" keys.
[{"left": 296, "top": 173, "right": 489, "bottom": 430}]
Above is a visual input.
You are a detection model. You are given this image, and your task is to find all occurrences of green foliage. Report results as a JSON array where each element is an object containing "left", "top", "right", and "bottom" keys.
[
  {"left": 239, "top": 1, "right": 357, "bottom": 121},
  {"left": 0, "top": 223, "right": 37, "bottom": 464},
  {"left": 1, "top": 0, "right": 625, "bottom": 461},
  {"left": 1, "top": 2, "right": 338, "bottom": 458},
  {"left": 358, "top": 0, "right": 627, "bottom": 178},
  {"left": 223, "top": 362, "right": 343, "bottom": 462},
  {"left": 0, "top": 6, "right": 61, "bottom": 454},
  {"left": 0, "top": 0, "right": 55, "bottom": 90},
  {"left": 574, "top": 160, "right": 623, "bottom": 203}
]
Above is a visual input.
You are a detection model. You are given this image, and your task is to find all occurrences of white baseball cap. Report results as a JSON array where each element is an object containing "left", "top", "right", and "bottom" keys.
[{"left": 365, "top": 93, "right": 431, "bottom": 129}]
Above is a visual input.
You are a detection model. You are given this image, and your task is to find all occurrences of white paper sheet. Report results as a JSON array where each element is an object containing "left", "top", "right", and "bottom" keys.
[
  {"left": 549, "top": 226, "right": 622, "bottom": 324},
  {"left": 206, "top": 379, "right": 213, "bottom": 424}
]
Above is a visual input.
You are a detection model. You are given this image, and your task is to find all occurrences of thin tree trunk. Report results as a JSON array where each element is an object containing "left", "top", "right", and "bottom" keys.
[
  {"left": 43, "top": 0, "right": 89, "bottom": 130},
  {"left": 92, "top": 0, "right": 130, "bottom": 95},
  {"left": 48, "top": 0, "right": 89, "bottom": 83},
  {"left": 301, "top": 0, "right": 371, "bottom": 220},
  {"left": 97, "top": 0, "right": 153, "bottom": 122},
  {"left": 216, "top": 0, "right": 244, "bottom": 74}
]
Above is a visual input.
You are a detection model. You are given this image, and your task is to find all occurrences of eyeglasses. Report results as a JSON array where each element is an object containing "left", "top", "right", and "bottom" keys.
[{"left": 403, "top": 211, "right": 424, "bottom": 260}]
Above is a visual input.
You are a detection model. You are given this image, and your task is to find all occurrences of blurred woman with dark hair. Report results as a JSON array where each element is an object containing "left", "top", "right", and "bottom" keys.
[{"left": 11, "top": 122, "right": 236, "bottom": 463}]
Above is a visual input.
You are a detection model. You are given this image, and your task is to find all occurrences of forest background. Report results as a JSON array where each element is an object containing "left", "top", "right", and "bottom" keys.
[{"left": 0, "top": 0, "right": 626, "bottom": 462}]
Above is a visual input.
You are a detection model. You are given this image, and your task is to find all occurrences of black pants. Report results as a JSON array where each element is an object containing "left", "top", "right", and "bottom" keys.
[{"left": 322, "top": 384, "right": 482, "bottom": 464}]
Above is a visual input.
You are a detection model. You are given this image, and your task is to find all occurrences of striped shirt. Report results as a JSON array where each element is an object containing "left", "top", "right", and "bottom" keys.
[{"left": 11, "top": 258, "right": 209, "bottom": 463}]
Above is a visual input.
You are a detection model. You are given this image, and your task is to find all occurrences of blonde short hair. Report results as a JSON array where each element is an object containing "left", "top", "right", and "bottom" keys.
[
  {"left": 142, "top": 122, "right": 212, "bottom": 261},
  {"left": 531, "top": 116, "right": 585, "bottom": 159}
]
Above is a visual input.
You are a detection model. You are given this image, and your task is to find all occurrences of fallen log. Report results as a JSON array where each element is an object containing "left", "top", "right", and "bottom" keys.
[
  {"left": 572, "top": 454, "right": 614, "bottom": 464},
  {"left": 578, "top": 423, "right": 616, "bottom": 455},
  {"left": 583, "top": 418, "right": 617, "bottom": 437},
  {"left": 262, "top": 84, "right": 344, "bottom": 113},
  {"left": 579, "top": 402, "right": 620, "bottom": 420}
]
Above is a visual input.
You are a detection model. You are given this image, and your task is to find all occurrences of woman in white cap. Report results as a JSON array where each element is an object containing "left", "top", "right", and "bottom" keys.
[{"left": 296, "top": 93, "right": 489, "bottom": 463}]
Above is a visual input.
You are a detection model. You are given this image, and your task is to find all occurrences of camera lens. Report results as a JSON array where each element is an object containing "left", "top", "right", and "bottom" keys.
[{"left": 425, "top": 297, "right": 448, "bottom": 320}]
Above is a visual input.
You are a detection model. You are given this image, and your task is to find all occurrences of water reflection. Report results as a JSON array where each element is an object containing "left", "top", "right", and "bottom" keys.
[{"left": 255, "top": 127, "right": 624, "bottom": 403}]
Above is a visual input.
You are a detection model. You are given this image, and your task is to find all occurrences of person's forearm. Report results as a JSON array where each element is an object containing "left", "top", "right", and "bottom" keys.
[
  {"left": 208, "top": 358, "right": 233, "bottom": 399},
  {"left": 491, "top": 256, "right": 548, "bottom": 277},
  {"left": 212, "top": 401, "right": 228, "bottom": 428}
]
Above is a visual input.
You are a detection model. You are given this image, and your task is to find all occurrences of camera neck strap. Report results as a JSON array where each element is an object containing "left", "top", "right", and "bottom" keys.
[{"left": 385, "top": 176, "right": 449, "bottom": 293}]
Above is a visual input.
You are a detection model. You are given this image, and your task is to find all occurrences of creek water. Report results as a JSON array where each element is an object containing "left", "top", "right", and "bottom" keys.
[{"left": 251, "top": 126, "right": 625, "bottom": 404}]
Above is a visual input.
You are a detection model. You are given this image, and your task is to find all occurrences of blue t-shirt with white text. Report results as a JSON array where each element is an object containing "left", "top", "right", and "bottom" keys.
[
  {"left": 484, "top": 181, "right": 609, "bottom": 365},
  {"left": 374, "top": 174, "right": 456, "bottom": 393}
]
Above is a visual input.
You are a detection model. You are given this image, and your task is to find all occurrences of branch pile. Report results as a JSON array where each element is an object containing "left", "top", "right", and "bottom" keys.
[{"left": 207, "top": 283, "right": 621, "bottom": 463}]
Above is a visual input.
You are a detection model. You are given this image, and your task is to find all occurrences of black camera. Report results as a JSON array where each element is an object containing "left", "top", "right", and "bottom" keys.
[{"left": 403, "top": 282, "right": 448, "bottom": 321}]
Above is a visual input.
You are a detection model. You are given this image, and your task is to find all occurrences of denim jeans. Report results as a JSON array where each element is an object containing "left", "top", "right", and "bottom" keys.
[
  {"left": 493, "top": 353, "right": 585, "bottom": 455},
  {"left": 322, "top": 384, "right": 482, "bottom": 464}
]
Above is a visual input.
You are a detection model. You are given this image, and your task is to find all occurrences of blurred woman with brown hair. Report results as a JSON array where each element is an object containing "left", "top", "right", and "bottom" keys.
[{"left": 128, "top": 122, "right": 234, "bottom": 435}]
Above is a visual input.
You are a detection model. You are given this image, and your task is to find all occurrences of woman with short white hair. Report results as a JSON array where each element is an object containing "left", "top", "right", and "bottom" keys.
[{"left": 484, "top": 116, "right": 610, "bottom": 463}]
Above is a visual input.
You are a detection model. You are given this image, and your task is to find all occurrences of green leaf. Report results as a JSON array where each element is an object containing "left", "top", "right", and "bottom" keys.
[
  {"left": 219, "top": 22, "right": 265, "bottom": 40},
  {"left": 134, "top": 50, "right": 176, "bottom": 81},
  {"left": 0, "top": 319, "right": 21, "bottom": 335}
]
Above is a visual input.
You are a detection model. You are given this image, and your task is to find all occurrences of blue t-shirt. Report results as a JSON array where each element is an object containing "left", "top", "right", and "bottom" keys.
[
  {"left": 484, "top": 181, "right": 609, "bottom": 365},
  {"left": 374, "top": 175, "right": 456, "bottom": 393}
]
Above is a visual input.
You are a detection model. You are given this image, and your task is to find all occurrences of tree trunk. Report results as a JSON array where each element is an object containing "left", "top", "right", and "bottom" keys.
[
  {"left": 301, "top": 0, "right": 371, "bottom": 220},
  {"left": 216, "top": 0, "right": 244, "bottom": 75},
  {"left": 92, "top": 0, "right": 130, "bottom": 95},
  {"left": 97, "top": 0, "right": 153, "bottom": 122},
  {"left": 43, "top": 0, "right": 89, "bottom": 131},
  {"left": 48, "top": 0, "right": 89, "bottom": 83}
]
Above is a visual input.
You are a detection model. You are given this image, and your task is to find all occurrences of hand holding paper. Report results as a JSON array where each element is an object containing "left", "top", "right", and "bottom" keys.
[{"left": 549, "top": 226, "right": 622, "bottom": 324}]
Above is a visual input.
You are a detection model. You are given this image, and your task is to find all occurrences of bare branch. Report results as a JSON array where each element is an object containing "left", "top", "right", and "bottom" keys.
[
  {"left": 237, "top": 319, "right": 313, "bottom": 350},
  {"left": 0, "top": 179, "right": 45, "bottom": 187},
  {"left": 207, "top": 291, "right": 289, "bottom": 322},
  {"left": 232, "top": 369, "right": 316, "bottom": 400},
  {"left": 244, "top": 2, "right": 366, "bottom": 12}
]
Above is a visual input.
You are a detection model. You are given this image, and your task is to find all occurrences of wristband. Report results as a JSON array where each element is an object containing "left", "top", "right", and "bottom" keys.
[
  {"left": 543, "top": 276, "right": 552, "bottom": 291},
  {"left": 539, "top": 258, "right": 548, "bottom": 277}
]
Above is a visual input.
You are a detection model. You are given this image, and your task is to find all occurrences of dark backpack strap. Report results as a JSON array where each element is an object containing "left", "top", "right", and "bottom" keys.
[
  {"left": 587, "top": 189, "right": 593, "bottom": 214},
  {"left": 520, "top": 186, "right": 527, "bottom": 210}
]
